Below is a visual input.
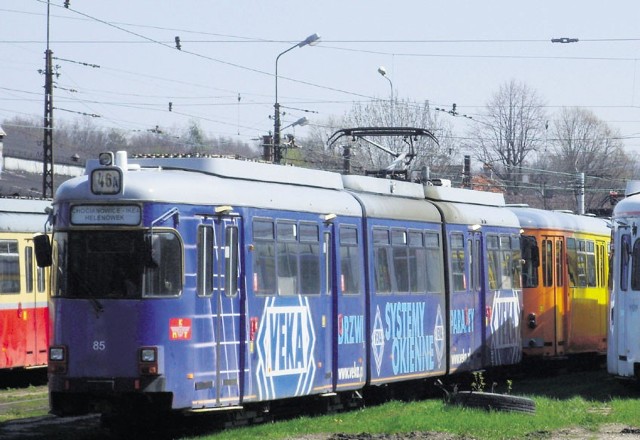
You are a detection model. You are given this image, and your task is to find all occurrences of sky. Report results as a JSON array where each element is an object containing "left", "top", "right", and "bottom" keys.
[{"left": 3, "top": 1, "right": 640, "bottom": 157}]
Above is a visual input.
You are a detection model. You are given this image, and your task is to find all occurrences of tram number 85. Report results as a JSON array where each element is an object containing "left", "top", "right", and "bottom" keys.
[{"left": 93, "top": 341, "right": 106, "bottom": 351}]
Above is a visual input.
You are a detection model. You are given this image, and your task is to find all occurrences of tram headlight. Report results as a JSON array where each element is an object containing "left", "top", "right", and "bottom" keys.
[
  {"left": 98, "top": 152, "right": 114, "bottom": 166},
  {"left": 48, "top": 346, "right": 68, "bottom": 374},
  {"left": 139, "top": 346, "right": 159, "bottom": 376},
  {"left": 49, "top": 346, "right": 66, "bottom": 362},
  {"left": 140, "top": 347, "right": 157, "bottom": 363}
]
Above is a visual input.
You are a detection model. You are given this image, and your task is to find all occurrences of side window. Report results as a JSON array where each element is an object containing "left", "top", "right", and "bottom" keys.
[
  {"left": 567, "top": 238, "right": 578, "bottom": 287},
  {"left": 408, "top": 230, "right": 427, "bottom": 294},
  {"left": 339, "top": 225, "right": 361, "bottom": 295},
  {"left": 253, "top": 219, "right": 321, "bottom": 296},
  {"left": 225, "top": 226, "right": 239, "bottom": 297},
  {"left": 499, "top": 235, "right": 513, "bottom": 289},
  {"left": 425, "top": 232, "right": 443, "bottom": 294},
  {"left": 25, "top": 246, "right": 34, "bottom": 293},
  {"left": 298, "top": 223, "right": 320, "bottom": 295},
  {"left": 373, "top": 228, "right": 392, "bottom": 294},
  {"left": 450, "top": 233, "right": 466, "bottom": 292},
  {"left": 0, "top": 239, "right": 20, "bottom": 294},
  {"left": 37, "top": 267, "right": 46, "bottom": 293},
  {"left": 143, "top": 231, "right": 182, "bottom": 297},
  {"left": 253, "top": 219, "right": 276, "bottom": 295},
  {"left": 542, "top": 239, "right": 553, "bottom": 287},
  {"left": 511, "top": 235, "right": 522, "bottom": 289},
  {"left": 585, "top": 240, "right": 597, "bottom": 287},
  {"left": 520, "top": 235, "right": 539, "bottom": 288},
  {"left": 632, "top": 239, "right": 640, "bottom": 291},
  {"left": 391, "top": 229, "right": 409, "bottom": 293},
  {"left": 486, "top": 235, "right": 499, "bottom": 290},
  {"left": 197, "top": 225, "right": 213, "bottom": 297},
  {"left": 621, "top": 234, "right": 630, "bottom": 291},
  {"left": 556, "top": 239, "right": 564, "bottom": 287}
]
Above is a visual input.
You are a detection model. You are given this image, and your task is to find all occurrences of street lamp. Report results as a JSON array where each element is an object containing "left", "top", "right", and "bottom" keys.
[
  {"left": 273, "top": 33, "right": 320, "bottom": 164},
  {"left": 377, "top": 66, "right": 394, "bottom": 125},
  {"left": 282, "top": 116, "right": 309, "bottom": 131}
]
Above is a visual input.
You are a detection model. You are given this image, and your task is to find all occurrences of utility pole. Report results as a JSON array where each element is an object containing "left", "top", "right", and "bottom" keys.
[{"left": 42, "top": 0, "right": 54, "bottom": 198}]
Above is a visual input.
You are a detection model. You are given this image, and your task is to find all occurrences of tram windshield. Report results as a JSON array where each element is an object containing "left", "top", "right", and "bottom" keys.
[{"left": 52, "top": 230, "right": 182, "bottom": 299}]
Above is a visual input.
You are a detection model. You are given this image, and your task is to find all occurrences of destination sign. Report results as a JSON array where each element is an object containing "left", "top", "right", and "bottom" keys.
[{"left": 71, "top": 205, "right": 141, "bottom": 225}]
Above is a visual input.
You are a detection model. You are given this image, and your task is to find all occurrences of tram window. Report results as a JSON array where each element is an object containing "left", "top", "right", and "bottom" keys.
[
  {"left": 425, "top": 232, "right": 444, "bottom": 294},
  {"left": 556, "top": 240, "right": 564, "bottom": 287},
  {"left": 37, "top": 267, "right": 46, "bottom": 293},
  {"left": 197, "top": 225, "right": 214, "bottom": 297},
  {"left": 631, "top": 239, "right": 640, "bottom": 290},
  {"left": 392, "top": 229, "right": 410, "bottom": 293},
  {"left": 585, "top": 240, "right": 597, "bottom": 287},
  {"left": 253, "top": 219, "right": 276, "bottom": 295},
  {"left": 298, "top": 223, "right": 320, "bottom": 295},
  {"left": 225, "top": 226, "right": 239, "bottom": 297},
  {"left": 597, "top": 242, "right": 605, "bottom": 288},
  {"left": 276, "top": 221, "right": 299, "bottom": 295},
  {"left": 487, "top": 235, "right": 500, "bottom": 290},
  {"left": 498, "top": 235, "right": 514, "bottom": 289},
  {"left": 25, "top": 246, "right": 34, "bottom": 293},
  {"left": 277, "top": 222, "right": 296, "bottom": 241},
  {"left": 567, "top": 238, "right": 578, "bottom": 287},
  {"left": 277, "top": 245, "right": 297, "bottom": 295},
  {"left": 450, "top": 233, "right": 466, "bottom": 292},
  {"left": 373, "top": 228, "right": 392, "bottom": 294},
  {"left": 339, "top": 226, "right": 361, "bottom": 295},
  {"left": 409, "top": 231, "right": 426, "bottom": 294},
  {"left": 621, "top": 234, "right": 631, "bottom": 291},
  {"left": 542, "top": 239, "right": 553, "bottom": 287},
  {"left": 0, "top": 240, "right": 19, "bottom": 294},
  {"left": 511, "top": 235, "right": 522, "bottom": 289},
  {"left": 142, "top": 232, "right": 182, "bottom": 297},
  {"left": 520, "top": 235, "right": 538, "bottom": 288}
]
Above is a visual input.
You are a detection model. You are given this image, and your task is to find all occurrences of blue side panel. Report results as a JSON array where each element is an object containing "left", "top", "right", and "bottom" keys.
[
  {"left": 369, "top": 294, "right": 446, "bottom": 384},
  {"left": 484, "top": 288, "right": 522, "bottom": 366},
  {"left": 244, "top": 208, "right": 334, "bottom": 402},
  {"left": 447, "top": 225, "right": 482, "bottom": 372},
  {"left": 334, "top": 220, "right": 367, "bottom": 391},
  {"left": 366, "top": 219, "right": 447, "bottom": 385}
]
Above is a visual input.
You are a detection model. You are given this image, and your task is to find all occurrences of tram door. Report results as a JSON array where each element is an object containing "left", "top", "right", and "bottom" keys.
[
  {"left": 24, "top": 240, "right": 48, "bottom": 367},
  {"left": 541, "top": 236, "right": 567, "bottom": 356},
  {"left": 199, "top": 216, "right": 242, "bottom": 405}
]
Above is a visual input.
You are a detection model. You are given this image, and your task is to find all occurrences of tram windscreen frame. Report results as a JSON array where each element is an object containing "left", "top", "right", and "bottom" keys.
[{"left": 53, "top": 230, "right": 182, "bottom": 299}]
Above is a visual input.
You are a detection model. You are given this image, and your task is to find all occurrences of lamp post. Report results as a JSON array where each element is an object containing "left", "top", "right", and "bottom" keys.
[
  {"left": 273, "top": 33, "right": 320, "bottom": 164},
  {"left": 377, "top": 66, "right": 394, "bottom": 125}
]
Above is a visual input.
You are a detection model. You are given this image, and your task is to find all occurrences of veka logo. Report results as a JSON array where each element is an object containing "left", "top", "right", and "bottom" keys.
[{"left": 255, "top": 297, "right": 316, "bottom": 399}]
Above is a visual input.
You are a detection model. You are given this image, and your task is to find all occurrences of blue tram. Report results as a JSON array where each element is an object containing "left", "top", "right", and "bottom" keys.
[{"left": 42, "top": 151, "right": 522, "bottom": 417}]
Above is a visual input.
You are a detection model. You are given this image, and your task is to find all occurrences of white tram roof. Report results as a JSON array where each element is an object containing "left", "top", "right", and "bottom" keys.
[
  {"left": 88, "top": 154, "right": 344, "bottom": 191},
  {"left": 423, "top": 185, "right": 519, "bottom": 228},
  {"left": 63, "top": 154, "right": 362, "bottom": 217},
  {"left": 613, "top": 181, "right": 640, "bottom": 220},
  {"left": 506, "top": 205, "right": 610, "bottom": 235},
  {"left": 342, "top": 175, "right": 441, "bottom": 223},
  {"left": 0, "top": 198, "right": 51, "bottom": 232}
]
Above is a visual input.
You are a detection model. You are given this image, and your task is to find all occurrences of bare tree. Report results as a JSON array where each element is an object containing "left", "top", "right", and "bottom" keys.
[
  {"left": 547, "top": 107, "right": 635, "bottom": 212},
  {"left": 468, "top": 79, "right": 547, "bottom": 195}
]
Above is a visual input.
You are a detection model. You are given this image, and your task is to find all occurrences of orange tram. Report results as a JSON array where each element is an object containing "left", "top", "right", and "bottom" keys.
[
  {"left": 507, "top": 205, "right": 610, "bottom": 361},
  {"left": 0, "top": 198, "right": 51, "bottom": 369}
]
